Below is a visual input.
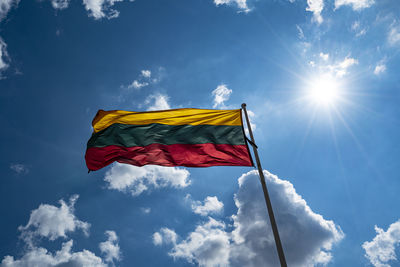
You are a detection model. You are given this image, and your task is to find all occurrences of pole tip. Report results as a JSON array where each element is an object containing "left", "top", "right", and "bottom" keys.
[{"left": 241, "top": 103, "right": 247, "bottom": 108}]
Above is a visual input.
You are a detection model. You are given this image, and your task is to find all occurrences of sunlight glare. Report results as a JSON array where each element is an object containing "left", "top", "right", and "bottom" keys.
[{"left": 308, "top": 74, "right": 341, "bottom": 106}]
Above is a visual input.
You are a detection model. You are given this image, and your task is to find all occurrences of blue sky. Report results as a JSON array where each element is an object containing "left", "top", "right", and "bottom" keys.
[{"left": 1, "top": 0, "right": 400, "bottom": 266}]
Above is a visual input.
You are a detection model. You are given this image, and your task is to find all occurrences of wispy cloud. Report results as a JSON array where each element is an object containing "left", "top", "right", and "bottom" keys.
[
  {"left": 213, "top": 0, "right": 249, "bottom": 13},
  {"left": 388, "top": 21, "right": 400, "bottom": 46},
  {"left": 296, "top": 25, "right": 305, "bottom": 39},
  {"left": 10, "top": 163, "right": 29, "bottom": 174},
  {"left": 0, "top": 37, "right": 9, "bottom": 74},
  {"left": 335, "top": 0, "right": 374, "bottom": 10},
  {"left": 374, "top": 62, "right": 386, "bottom": 75},
  {"left": 124, "top": 69, "right": 155, "bottom": 89},
  {"left": 43, "top": 0, "right": 70, "bottom": 10},
  {"left": 0, "top": 0, "right": 20, "bottom": 22},
  {"left": 362, "top": 219, "right": 400, "bottom": 267},
  {"left": 351, "top": 21, "right": 367, "bottom": 37}
]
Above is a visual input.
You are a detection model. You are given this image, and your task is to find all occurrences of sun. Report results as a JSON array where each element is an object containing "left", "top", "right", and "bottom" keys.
[{"left": 307, "top": 73, "right": 341, "bottom": 107}]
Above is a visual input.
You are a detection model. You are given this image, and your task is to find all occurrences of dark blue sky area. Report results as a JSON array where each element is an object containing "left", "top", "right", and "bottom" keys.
[{"left": 1, "top": 0, "right": 400, "bottom": 266}]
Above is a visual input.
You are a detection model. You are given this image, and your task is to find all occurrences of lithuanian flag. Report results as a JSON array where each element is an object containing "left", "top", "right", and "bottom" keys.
[{"left": 85, "top": 108, "right": 253, "bottom": 171}]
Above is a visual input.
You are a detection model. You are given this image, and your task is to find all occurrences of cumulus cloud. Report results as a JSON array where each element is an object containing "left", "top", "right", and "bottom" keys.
[
  {"left": 362, "top": 219, "right": 400, "bottom": 267},
  {"left": 155, "top": 170, "right": 344, "bottom": 267},
  {"left": 335, "top": 0, "right": 374, "bottom": 10},
  {"left": 145, "top": 93, "right": 171, "bottom": 111},
  {"left": 141, "top": 69, "right": 151, "bottom": 78},
  {"left": 1, "top": 240, "right": 107, "bottom": 267},
  {"left": 10, "top": 163, "right": 29, "bottom": 174},
  {"left": 99, "top": 230, "right": 121, "bottom": 264},
  {"left": 306, "top": 0, "right": 324, "bottom": 24},
  {"left": 104, "top": 163, "right": 190, "bottom": 196},
  {"left": 0, "top": 0, "right": 19, "bottom": 22},
  {"left": 213, "top": 0, "right": 249, "bottom": 13},
  {"left": 1, "top": 196, "right": 120, "bottom": 267},
  {"left": 230, "top": 170, "right": 344, "bottom": 266},
  {"left": 212, "top": 84, "right": 232, "bottom": 109},
  {"left": 83, "top": 0, "right": 122, "bottom": 20},
  {"left": 18, "top": 195, "right": 90, "bottom": 246},
  {"left": 153, "top": 227, "right": 178, "bottom": 246},
  {"left": 157, "top": 218, "right": 231, "bottom": 267},
  {"left": 187, "top": 195, "right": 224, "bottom": 216}
]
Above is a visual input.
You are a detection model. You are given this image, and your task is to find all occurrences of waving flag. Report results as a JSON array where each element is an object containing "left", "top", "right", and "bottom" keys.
[{"left": 85, "top": 108, "right": 253, "bottom": 171}]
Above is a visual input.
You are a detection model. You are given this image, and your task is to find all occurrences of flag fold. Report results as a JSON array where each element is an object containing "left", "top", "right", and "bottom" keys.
[{"left": 85, "top": 108, "right": 253, "bottom": 171}]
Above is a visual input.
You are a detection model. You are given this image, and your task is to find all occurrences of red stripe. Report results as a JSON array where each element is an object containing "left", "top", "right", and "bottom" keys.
[{"left": 85, "top": 143, "right": 253, "bottom": 171}]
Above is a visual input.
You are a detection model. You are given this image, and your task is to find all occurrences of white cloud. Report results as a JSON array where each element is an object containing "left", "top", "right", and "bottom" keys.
[
  {"left": 242, "top": 109, "right": 256, "bottom": 136},
  {"left": 1, "top": 197, "right": 120, "bottom": 267},
  {"left": 145, "top": 93, "right": 171, "bottom": 111},
  {"left": 41, "top": 0, "right": 69, "bottom": 9},
  {"left": 388, "top": 22, "right": 400, "bottom": 46},
  {"left": 159, "top": 218, "right": 231, "bottom": 267},
  {"left": 10, "top": 163, "right": 29, "bottom": 174},
  {"left": 18, "top": 195, "right": 90, "bottom": 246},
  {"left": 362, "top": 219, "right": 400, "bottom": 267},
  {"left": 0, "top": 37, "right": 9, "bottom": 72},
  {"left": 351, "top": 21, "right": 367, "bottom": 37},
  {"left": 0, "top": 0, "right": 19, "bottom": 22},
  {"left": 320, "top": 52, "right": 329, "bottom": 61},
  {"left": 125, "top": 69, "right": 153, "bottom": 89},
  {"left": 213, "top": 0, "right": 249, "bottom": 12},
  {"left": 153, "top": 227, "right": 178, "bottom": 246},
  {"left": 187, "top": 195, "right": 224, "bottom": 216},
  {"left": 327, "top": 56, "right": 358, "bottom": 77},
  {"left": 1, "top": 240, "right": 107, "bottom": 267},
  {"left": 104, "top": 163, "right": 190, "bottom": 196},
  {"left": 374, "top": 64, "right": 386, "bottom": 75},
  {"left": 141, "top": 207, "right": 151, "bottom": 214},
  {"left": 306, "top": 0, "right": 324, "bottom": 24},
  {"left": 230, "top": 170, "right": 344, "bottom": 266},
  {"left": 82, "top": 0, "right": 122, "bottom": 20},
  {"left": 128, "top": 80, "right": 149, "bottom": 89},
  {"left": 141, "top": 69, "right": 151, "bottom": 78},
  {"left": 155, "top": 170, "right": 344, "bottom": 266},
  {"left": 212, "top": 84, "right": 232, "bottom": 109},
  {"left": 296, "top": 25, "right": 305, "bottom": 39},
  {"left": 335, "top": 0, "right": 374, "bottom": 10},
  {"left": 99, "top": 230, "right": 121, "bottom": 264}
]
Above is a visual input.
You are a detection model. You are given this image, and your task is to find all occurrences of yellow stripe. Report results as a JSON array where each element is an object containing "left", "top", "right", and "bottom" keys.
[{"left": 92, "top": 108, "right": 242, "bottom": 133}]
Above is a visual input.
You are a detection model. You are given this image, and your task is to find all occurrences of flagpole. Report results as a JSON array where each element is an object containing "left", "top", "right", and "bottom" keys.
[{"left": 241, "top": 103, "right": 287, "bottom": 267}]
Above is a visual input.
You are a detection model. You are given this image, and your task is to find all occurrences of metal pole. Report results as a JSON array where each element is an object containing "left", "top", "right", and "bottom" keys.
[{"left": 241, "top": 103, "right": 287, "bottom": 267}]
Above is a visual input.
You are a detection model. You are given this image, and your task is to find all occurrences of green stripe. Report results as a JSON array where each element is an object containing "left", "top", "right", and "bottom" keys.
[{"left": 87, "top": 123, "right": 246, "bottom": 148}]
